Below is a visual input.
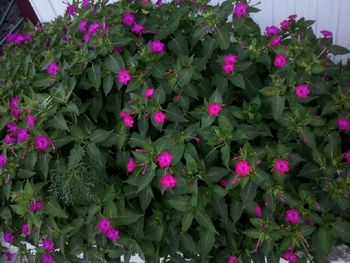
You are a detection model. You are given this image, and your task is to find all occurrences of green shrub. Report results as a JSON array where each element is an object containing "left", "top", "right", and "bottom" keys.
[{"left": 0, "top": 0, "right": 350, "bottom": 262}]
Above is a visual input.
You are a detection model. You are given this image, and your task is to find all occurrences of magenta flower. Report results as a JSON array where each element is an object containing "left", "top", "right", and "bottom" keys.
[
  {"left": 280, "top": 20, "right": 291, "bottom": 30},
  {"left": 282, "top": 251, "right": 298, "bottom": 263},
  {"left": 106, "top": 228, "right": 120, "bottom": 241},
  {"left": 219, "top": 179, "right": 228, "bottom": 188},
  {"left": 41, "top": 254, "right": 54, "bottom": 263},
  {"left": 119, "top": 112, "right": 134, "bottom": 128},
  {"left": 34, "top": 134, "right": 51, "bottom": 151},
  {"left": 320, "top": 30, "right": 332, "bottom": 38},
  {"left": 113, "top": 46, "right": 124, "bottom": 53},
  {"left": 21, "top": 223, "right": 29, "bottom": 236},
  {"left": 42, "top": 238, "right": 55, "bottom": 251},
  {"left": 224, "top": 54, "right": 238, "bottom": 65},
  {"left": 274, "top": 159, "right": 289, "bottom": 174},
  {"left": 29, "top": 200, "right": 45, "bottom": 211},
  {"left": 27, "top": 114, "right": 36, "bottom": 128},
  {"left": 153, "top": 111, "right": 166, "bottom": 124},
  {"left": 131, "top": 24, "right": 144, "bottom": 34},
  {"left": 9, "top": 96, "right": 20, "bottom": 108},
  {"left": 127, "top": 158, "right": 136, "bottom": 173},
  {"left": 235, "top": 160, "right": 251, "bottom": 176},
  {"left": 144, "top": 87, "right": 155, "bottom": 99},
  {"left": 288, "top": 14, "right": 297, "bottom": 20},
  {"left": 122, "top": 12, "right": 136, "bottom": 27},
  {"left": 4, "top": 134, "right": 16, "bottom": 145},
  {"left": 67, "top": 5, "right": 76, "bottom": 16},
  {"left": 255, "top": 204, "right": 263, "bottom": 218},
  {"left": 98, "top": 218, "right": 111, "bottom": 233},
  {"left": 82, "top": 0, "right": 89, "bottom": 8},
  {"left": 344, "top": 150, "right": 350, "bottom": 163},
  {"left": 160, "top": 174, "right": 177, "bottom": 189},
  {"left": 285, "top": 209, "right": 301, "bottom": 224},
  {"left": 3, "top": 231, "right": 14, "bottom": 244},
  {"left": 117, "top": 69, "right": 132, "bottom": 85},
  {"left": 233, "top": 2, "right": 249, "bottom": 18},
  {"left": 157, "top": 152, "right": 173, "bottom": 168},
  {"left": 337, "top": 117, "right": 350, "bottom": 132},
  {"left": 82, "top": 34, "right": 90, "bottom": 42},
  {"left": 78, "top": 20, "right": 88, "bottom": 32},
  {"left": 265, "top": 25, "right": 280, "bottom": 36},
  {"left": 274, "top": 54, "right": 287, "bottom": 68},
  {"left": 228, "top": 256, "right": 238, "bottom": 263},
  {"left": 4, "top": 252, "right": 15, "bottom": 262},
  {"left": 0, "top": 154, "right": 7, "bottom": 169},
  {"left": 150, "top": 40, "right": 165, "bottom": 53},
  {"left": 46, "top": 62, "right": 60, "bottom": 76},
  {"left": 295, "top": 84, "right": 311, "bottom": 99},
  {"left": 208, "top": 102, "right": 223, "bottom": 116},
  {"left": 6, "top": 122, "right": 17, "bottom": 133},
  {"left": 11, "top": 107, "right": 21, "bottom": 119},
  {"left": 222, "top": 63, "right": 234, "bottom": 74},
  {"left": 270, "top": 35, "right": 281, "bottom": 46},
  {"left": 88, "top": 22, "right": 99, "bottom": 35},
  {"left": 17, "top": 128, "right": 30, "bottom": 143}
]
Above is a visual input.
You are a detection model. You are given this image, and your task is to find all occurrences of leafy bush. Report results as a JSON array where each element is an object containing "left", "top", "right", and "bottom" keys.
[{"left": 1, "top": 0, "right": 350, "bottom": 262}]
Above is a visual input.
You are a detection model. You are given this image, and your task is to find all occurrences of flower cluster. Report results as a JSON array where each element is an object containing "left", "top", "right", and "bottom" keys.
[
  {"left": 6, "top": 31, "right": 32, "bottom": 45},
  {"left": 222, "top": 54, "right": 238, "bottom": 74},
  {"left": 97, "top": 218, "right": 120, "bottom": 241}
]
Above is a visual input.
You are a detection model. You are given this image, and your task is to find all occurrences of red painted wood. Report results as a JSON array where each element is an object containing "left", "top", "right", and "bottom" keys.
[{"left": 15, "top": 0, "right": 38, "bottom": 24}]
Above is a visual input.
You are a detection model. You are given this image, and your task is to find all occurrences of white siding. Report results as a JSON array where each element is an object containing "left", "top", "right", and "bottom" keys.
[{"left": 30, "top": 0, "right": 350, "bottom": 58}]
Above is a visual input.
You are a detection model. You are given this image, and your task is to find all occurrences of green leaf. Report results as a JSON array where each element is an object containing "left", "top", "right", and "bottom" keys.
[
  {"left": 195, "top": 210, "right": 217, "bottom": 233},
  {"left": 311, "top": 228, "right": 333, "bottom": 256},
  {"left": 46, "top": 199, "right": 68, "bottom": 219},
  {"left": 270, "top": 96, "right": 285, "bottom": 120},
  {"left": 139, "top": 187, "right": 153, "bottom": 211},
  {"left": 242, "top": 229, "right": 262, "bottom": 239},
  {"left": 181, "top": 212, "right": 193, "bottom": 232},
  {"left": 202, "top": 36, "right": 218, "bottom": 58},
  {"left": 241, "top": 181, "right": 257, "bottom": 206},
  {"left": 232, "top": 73, "right": 246, "bottom": 89},
  {"left": 38, "top": 154, "right": 52, "bottom": 178},
  {"left": 47, "top": 112, "right": 69, "bottom": 131},
  {"left": 329, "top": 45, "right": 350, "bottom": 55},
  {"left": 104, "top": 200, "right": 118, "bottom": 218},
  {"left": 216, "top": 27, "right": 230, "bottom": 50},
  {"left": 198, "top": 230, "right": 215, "bottom": 257},
  {"left": 168, "top": 196, "right": 190, "bottom": 212},
  {"left": 104, "top": 54, "right": 125, "bottom": 73},
  {"left": 178, "top": 68, "right": 193, "bottom": 86},
  {"left": 68, "top": 144, "right": 85, "bottom": 170},
  {"left": 87, "top": 63, "right": 101, "bottom": 90},
  {"left": 91, "top": 129, "right": 112, "bottom": 144},
  {"left": 230, "top": 201, "right": 243, "bottom": 223},
  {"left": 103, "top": 75, "right": 114, "bottom": 96},
  {"left": 332, "top": 221, "right": 350, "bottom": 243},
  {"left": 168, "top": 33, "right": 189, "bottom": 56},
  {"left": 116, "top": 209, "right": 143, "bottom": 225}
]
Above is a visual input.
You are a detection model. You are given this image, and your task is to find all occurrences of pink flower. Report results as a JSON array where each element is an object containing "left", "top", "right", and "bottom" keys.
[
  {"left": 282, "top": 251, "right": 298, "bottom": 263},
  {"left": 337, "top": 117, "right": 350, "bottom": 132},
  {"left": 83, "top": 34, "right": 90, "bottom": 42},
  {"left": 150, "top": 40, "right": 165, "bottom": 53},
  {"left": 131, "top": 24, "right": 144, "bottom": 34},
  {"left": 280, "top": 20, "right": 291, "bottom": 30},
  {"left": 224, "top": 54, "right": 238, "bottom": 65},
  {"left": 160, "top": 174, "right": 177, "bottom": 188},
  {"left": 274, "top": 54, "right": 287, "bottom": 68},
  {"left": 42, "top": 238, "right": 54, "bottom": 251},
  {"left": 157, "top": 152, "right": 173, "bottom": 168},
  {"left": 29, "top": 200, "right": 45, "bottom": 211},
  {"left": 295, "top": 84, "right": 311, "bottom": 99},
  {"left": 4, "top": 252, "right": 15, "bottom": 262},
  {"left": 255, "top": 204, "right": 263, "bottom": 218},
  {"left": 41, "top": 254, "right": 54, "bottom": 263},
  {"left": 82, "top": 0, "right": 90, "bottom": 8},
  {"left": 46, "top": 62, "right": 60, "bottom": 76},
  {"left": 119, "top": 112, "right": 134, "bottom": 128},
  {"left": 288, "top": 14, "right": 297, "bottom": 20},
  {"left": 265, "top": 25, "right": 280, "bottom": 36},
  {"left": 98, "top": 218, "right": 111, "bottom": 233},
  {"left": 17, "top": 128, "right": 30, "bottom": 143},
  {"left": 222, "top": 63, "right": 234, "bottom": 74},
  {"left": 11, "top": 107, "right": 21, "bottom": 119},
  {"left": 88, "top": 22, "right": 99, "bottom": 35},
  {"left": 9, "top": 96, "right": 20, "bottom": 108},
  {"left": 67, "top": 5, "right": 76, "bottom": 16},
  {"left": 34, "top": 134, "right": 51, "bottom": 151},
  {"left": 235, "top": 160, "right": 251, "bottom": 176},
  {"left": 3, "top": 231, "right": 14, "bottom": 244},
  {"left": 6, "top": 122, "right": 17, "bottom": 133},
  {"left": 122, "top": 12, "right": 136, "bottom": 27},
  {"left": 0, "top": 154, "right": 7, "bottom": 169},
  {"left": 153, "top": 111, "right": 166, "bottom": 124},
  {"left": 144, "top": 87, "right": 155, "bottom": 99},
  {"left": 208, "top": 102, "right": 223, "bottom": 116},
  {"left": 27, "top": 114, "right": 36, "bottom": 128},
  {"left": 127, "top": 158, "right": 136, "bottom": 173},
  {"left": 344, "top": 150, "right": 350, "bottom": 163},
  {"left": 4, "top": 134, "right": 16, "bottom": 145},
  {"left": 113, "top": 46, "right": 124, "bottom": 53},
  {"left": 274, "top": 159, "right": 289, "bottom": 174},
  {"left": 320, "top": 30, "right": 332, "bottom": 38},
  {"left": 219, "top": 179, "right": 228, "bottom": 188},
  {"left": 270, "top": 35, "right": 281, "bottom": 46},
  {"left": 106, "top": 228, "right": 120, "bottom": 241},
  {"left": 78, "top": 20, "right": 88, "bottom": 32},
  {"left": 118, "top": 69, "right": 132, "bottom": 85},
  {"left": 285, "top": 209, "right": 301, "bottom": 224},
  {"left": 233, "top": 3, "right": 249, "bottom": 18},
  {"left": 21, "top": 223, "right": 29, "bottom": 236},
  {"left": 228, "top": 256, "right": 239, "bottom": 263}
]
